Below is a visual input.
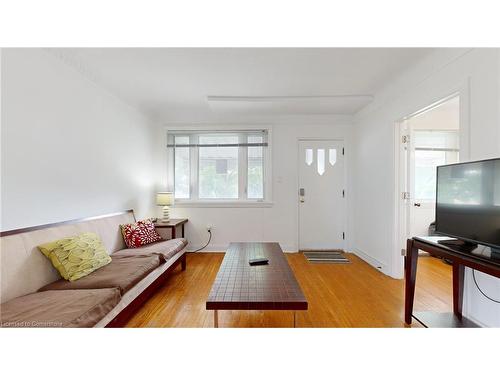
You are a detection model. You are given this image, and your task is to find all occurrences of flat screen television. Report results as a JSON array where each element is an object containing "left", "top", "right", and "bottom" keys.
[{"left": 436, "top": 157, "right": 500, "bottom": 250}]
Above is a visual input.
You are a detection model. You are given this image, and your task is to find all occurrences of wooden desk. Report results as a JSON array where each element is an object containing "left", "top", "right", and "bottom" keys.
[
  {"left": 154, "top": 218, "right": 188, "bottom": 239},
  {"left": 206, "top": 242, "right": 308, "bottom": 328},
  {"left": 405, "top": 236, "right": 500, "bottom": 328}
]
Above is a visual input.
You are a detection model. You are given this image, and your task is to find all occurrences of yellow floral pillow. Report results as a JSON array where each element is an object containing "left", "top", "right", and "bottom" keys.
[{"left": 38, "top": 232, "right": 112, "bottom": 281}]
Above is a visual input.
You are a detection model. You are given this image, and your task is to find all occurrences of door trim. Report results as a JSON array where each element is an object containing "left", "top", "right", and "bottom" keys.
[{"left": 296, "top": 137, "right": 347, "bottom": 252}]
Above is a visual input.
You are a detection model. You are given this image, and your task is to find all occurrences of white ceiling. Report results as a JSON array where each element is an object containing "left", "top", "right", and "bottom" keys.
[{"left": 53, "top": 48, "right": 435, "bottom": 122}]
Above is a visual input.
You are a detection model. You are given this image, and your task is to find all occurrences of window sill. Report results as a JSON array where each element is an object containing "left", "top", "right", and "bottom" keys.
[{"left": 173, "top": 200, "right": 274, "bottom": 208}]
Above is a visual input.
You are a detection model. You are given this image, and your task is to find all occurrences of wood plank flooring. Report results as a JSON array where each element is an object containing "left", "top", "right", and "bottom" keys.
[{"left": 125, "top": 252, "right": 452, "bottom": 328}]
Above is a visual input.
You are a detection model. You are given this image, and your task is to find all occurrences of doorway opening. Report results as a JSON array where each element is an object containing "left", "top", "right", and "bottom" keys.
[
  {"left": 403, "top": 96, "right": 460, "bottom": 237},
  {"left": 396, "top": 95, "right": 460, "bottom": 307}
]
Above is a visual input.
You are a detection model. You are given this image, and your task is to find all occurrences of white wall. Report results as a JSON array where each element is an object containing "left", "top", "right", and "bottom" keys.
[
  {"left": 153, "top": 120, "right": 353, "bottom": 252},
  {"left": 409, "top": 96, "right": 460, "bottom": 130},
  {"left": 352, "top": 48, "right": 500, "bottom": 327},
  {"left": 1, "top": 49, "right": 157, "bottom": 230}
]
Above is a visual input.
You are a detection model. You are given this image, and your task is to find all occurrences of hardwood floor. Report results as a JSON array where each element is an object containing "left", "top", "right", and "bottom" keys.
[{"left": 125, "top": 252, "right": 452, "bottom": 328}]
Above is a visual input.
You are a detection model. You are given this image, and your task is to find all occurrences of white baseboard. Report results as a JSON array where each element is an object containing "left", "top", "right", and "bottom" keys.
[
  {"left": 280, "top": 243, "right": 298, "bottom": 253},
  {"left": 186, "top": 244, "right": 226, "bottom": 252},
  {"left": 186, "top": 242, "right": 297, "bottom": 253},
  {"left": 352, "top": 248, "right": 389, "bottom": 275}
]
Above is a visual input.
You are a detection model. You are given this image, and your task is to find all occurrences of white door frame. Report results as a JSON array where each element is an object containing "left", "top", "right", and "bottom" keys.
[
  {"left": 393, "top": 80, "right": 471, "bottom": 278},
  {"left": 296, "top": 137, "right": 347, "bottom": 252}
]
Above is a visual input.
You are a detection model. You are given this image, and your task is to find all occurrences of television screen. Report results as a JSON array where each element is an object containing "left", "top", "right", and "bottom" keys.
[{"left": 436, "top": 158, "right": 500, "bottom": 249}]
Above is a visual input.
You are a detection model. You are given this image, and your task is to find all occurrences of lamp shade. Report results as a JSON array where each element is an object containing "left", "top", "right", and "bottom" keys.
[{"left": 156, "top": 192, "right": 174, "bottom": 206}]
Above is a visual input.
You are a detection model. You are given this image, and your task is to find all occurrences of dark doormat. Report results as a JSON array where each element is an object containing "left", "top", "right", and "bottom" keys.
[{"left": 303, "top": 251, "right": 350, "bottom": 263}]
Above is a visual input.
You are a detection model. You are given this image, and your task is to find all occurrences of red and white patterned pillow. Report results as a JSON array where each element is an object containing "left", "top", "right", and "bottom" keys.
[{"left": 120, "top": 219, "right": 163, "bottom": 248}]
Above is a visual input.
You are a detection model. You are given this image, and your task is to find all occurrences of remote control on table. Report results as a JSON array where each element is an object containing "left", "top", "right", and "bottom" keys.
[{"left": 249, "top": 257, "right": 269, "bottom": 266}]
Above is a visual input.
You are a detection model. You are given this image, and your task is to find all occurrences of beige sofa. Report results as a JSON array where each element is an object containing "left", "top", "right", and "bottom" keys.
[{"left": 0, "top": 210, "right": 187, "bottom": 327}]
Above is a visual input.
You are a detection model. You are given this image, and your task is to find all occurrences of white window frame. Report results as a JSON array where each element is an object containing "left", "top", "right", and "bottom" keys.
[{"left": 166, "top": 126, "right": 273, "bottom": 208}]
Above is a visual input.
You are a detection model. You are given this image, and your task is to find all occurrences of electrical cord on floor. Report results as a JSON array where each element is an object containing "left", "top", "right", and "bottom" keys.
[
  {"left": 472, "top": 269, "right": 500, "bottom": 304},
  {"left": 190, "top": 230, "right": 212, "bottom": 253}
]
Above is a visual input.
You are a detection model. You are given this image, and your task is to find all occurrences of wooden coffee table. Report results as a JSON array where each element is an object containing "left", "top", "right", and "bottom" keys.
[{"left": 206, "top": 242, "right": 308, "bottom": 327}]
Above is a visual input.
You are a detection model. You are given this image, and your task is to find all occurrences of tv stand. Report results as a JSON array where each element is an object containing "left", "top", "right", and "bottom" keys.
[
  {"left": 405, "top": 236, "right": 500, "bottom": 328},
  {"left": 437, "top": 238, "right": 477, "bottom": 248}
]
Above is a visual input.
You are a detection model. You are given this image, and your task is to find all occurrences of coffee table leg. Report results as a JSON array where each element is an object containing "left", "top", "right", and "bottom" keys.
[{"left": 214, "top": 310, "right": 218, "bottom": 328}]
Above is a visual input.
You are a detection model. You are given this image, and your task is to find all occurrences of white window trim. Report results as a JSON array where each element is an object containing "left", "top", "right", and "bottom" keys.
[{"left": 165, "top": 125, "right": 273, "bottom": 208}]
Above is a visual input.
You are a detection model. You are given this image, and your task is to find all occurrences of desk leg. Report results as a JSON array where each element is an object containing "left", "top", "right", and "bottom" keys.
[
  {"left": 453, "top": 262, "right": 465, "bottom": 319},
  {"left": 404, "top": 239, "right": 418, "bottom": 325},
  {"left": 214, "top": 310, "right": 218, "bottom": 328}
]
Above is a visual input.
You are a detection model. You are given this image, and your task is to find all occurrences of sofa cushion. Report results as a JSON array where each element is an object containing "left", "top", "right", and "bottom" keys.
[
  {"left": 120, "top": 219, "right": 162, "bottom": 248},
  {"left": 38, "top": 232, "right": 112, "bottom": 281},
  {"left": 0, "top": 288, "right": 120, "bottom": 328},
  {"left": 38, "top": 254, "right": 161, "bottom": 294},
  {"left": 0, "top": 211, "right": 136, "bottom": 305},
  {"left": 112, "top": 238, "right": 187, "bottom": 262}
]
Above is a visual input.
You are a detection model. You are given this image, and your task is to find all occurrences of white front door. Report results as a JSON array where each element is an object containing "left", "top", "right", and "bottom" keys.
[{"left": 298, "top": 139, "right": 345, "bottom": 250}]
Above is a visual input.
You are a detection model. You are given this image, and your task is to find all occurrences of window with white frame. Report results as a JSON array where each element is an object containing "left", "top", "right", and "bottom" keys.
[
  {"left": 413, "top": 130, "right": 459, "bottom": 201},
  {"left": 167, "top": 130, "right": 269, "bottom": 202}
]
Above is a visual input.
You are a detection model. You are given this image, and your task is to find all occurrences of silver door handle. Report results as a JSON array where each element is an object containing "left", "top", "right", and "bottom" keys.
[{"left": 299, "top": 188, "right": 305, "bottom": 203}]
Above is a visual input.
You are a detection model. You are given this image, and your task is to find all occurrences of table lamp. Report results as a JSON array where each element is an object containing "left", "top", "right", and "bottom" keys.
[{"left": 156, "top": 192, "right": 174, "bottom": 223}]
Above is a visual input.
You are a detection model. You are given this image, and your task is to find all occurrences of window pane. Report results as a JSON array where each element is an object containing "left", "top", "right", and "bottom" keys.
[
  {"left": 329, "top": 148, "right": 337, "bottom": 166},
  {"left": 414, "top": 150, "right": 447, "bottom": 200},
  {"left": 199, "top": 135, "right": 239, "bottom": 199},
  {"left": 174, "top": 136, "right": 190, "bottom": 199},
  {"left": 317, "top": 149, "right": 325, "bottom": 175},
  {"left": 305, "top": 148, "right": 313, "bottom": 165},
  {"left": 414, "top": 130, "right": 460, "bottom": 201},
  {"left": 248, "top": 136, "right": 264, "bottom": 199}
]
